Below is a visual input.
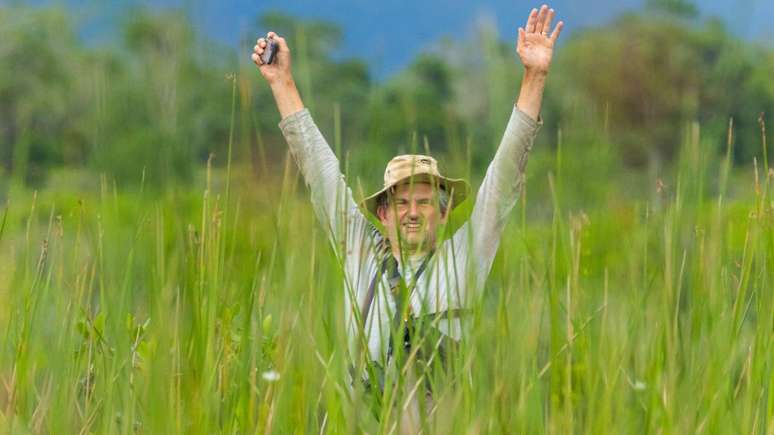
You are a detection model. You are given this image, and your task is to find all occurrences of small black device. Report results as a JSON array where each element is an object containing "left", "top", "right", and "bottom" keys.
[{"left": 261, "top": 37, "right": 278, "bottom": 65}]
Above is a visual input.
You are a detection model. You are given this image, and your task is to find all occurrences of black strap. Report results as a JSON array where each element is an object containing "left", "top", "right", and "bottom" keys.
[
  {"left": 360, "top": 252, "right": 432, "bottom": 330},
  {"left": 359, "top": 256, "right": 391, "bottom": 325},
  {"left": 352, "top": 253, "right": 423, "bottom": 392},
  {"left": 388, "top": 253, "right": 432, "bottom": 329},
  {"left": 354, "top": 251, "right": 434, "bottom": 394}
]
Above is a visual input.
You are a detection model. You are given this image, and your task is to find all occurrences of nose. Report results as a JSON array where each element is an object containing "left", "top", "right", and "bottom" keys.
[{"left": 407, "top": 200, "right": 419, "bottom": 218}]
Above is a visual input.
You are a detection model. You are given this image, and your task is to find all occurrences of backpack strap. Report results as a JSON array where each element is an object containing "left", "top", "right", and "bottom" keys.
[
  {"left": 360, "top": 256, "right": 394, "bottom": 327},
  {"left": 360, "top": 252, "right": 433, "bottom": 333}
]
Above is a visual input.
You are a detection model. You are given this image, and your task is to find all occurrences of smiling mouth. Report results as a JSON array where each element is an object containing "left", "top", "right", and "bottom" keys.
[{"left": 403, "top": 224, "right": 422, "bottom": 233}]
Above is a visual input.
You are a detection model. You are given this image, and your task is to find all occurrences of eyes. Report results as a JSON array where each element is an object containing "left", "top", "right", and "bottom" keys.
[{"left": 393, "top": 198, "right": 433, "bottom": 207}]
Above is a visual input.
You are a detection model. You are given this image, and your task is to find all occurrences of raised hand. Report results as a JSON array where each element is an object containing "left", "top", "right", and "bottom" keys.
[
  {"left": 251, "top": 31, "right": 304, "bottom": 118},
  {"left": 517, "top": 5, "right": 564, "bottom": 74},
  {"left": 251, "top": 31, "right": 293, "bottom": 87}
]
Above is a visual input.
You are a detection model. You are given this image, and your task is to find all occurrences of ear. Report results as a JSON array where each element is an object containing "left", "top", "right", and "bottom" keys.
[
  {"left": 376, "top": 204, "right": 389, "bottom": 223},
  {"left": 437, "top": 187, "right": 450, "bottom": 224}
]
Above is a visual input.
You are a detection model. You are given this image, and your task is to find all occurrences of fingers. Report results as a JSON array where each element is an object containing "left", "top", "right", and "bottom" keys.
[
  {"left": 535, "top": 5, "right": 549, "bottom": 33},
  {"left": 254, "top": 38, "right": 266, "bottom": 55},
  {"left": 251, "top": 31, "right": 291, "bottom": 66},
  {"left": 266, "top": 31, "right": 290, "bottom": 52},
  {"left": 517, "top": 27, "right": 526, "bottom": 48},
  {"left": 550, "top": 20, "right": 564, "bottom": 42},
  {"left": 525, "top": 8, "right": 538, "bottom": 33},
  {"left": 252, "top": 38, "right": 265, "bottom": 66},
  {"left": 543, "top": 8, "right": 555, "bottom": 35}
]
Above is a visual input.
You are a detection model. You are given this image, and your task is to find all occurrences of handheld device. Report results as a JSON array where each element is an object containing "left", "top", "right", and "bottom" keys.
[{"left": 261, "top": 37, "right": 279, "bottom": 65}]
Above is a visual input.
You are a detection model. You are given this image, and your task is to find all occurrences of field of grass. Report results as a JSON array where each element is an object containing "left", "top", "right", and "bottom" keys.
[{"left": 0, "top": 110, "right": 772, "bottom": 434}]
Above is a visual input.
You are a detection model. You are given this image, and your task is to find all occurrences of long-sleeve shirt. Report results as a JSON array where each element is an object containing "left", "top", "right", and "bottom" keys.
[{"left": 279, "top": 106, "right": 541, "bottom": 366}]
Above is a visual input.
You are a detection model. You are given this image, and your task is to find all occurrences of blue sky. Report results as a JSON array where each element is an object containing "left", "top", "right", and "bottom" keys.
[{"left": 18, "top": 0, "right": 774, "bottom": 79}]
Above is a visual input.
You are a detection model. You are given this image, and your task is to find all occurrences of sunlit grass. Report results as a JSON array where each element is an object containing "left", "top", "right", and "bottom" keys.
[{"left": 1, "top": 102, "right": 771, "bottom": 433}]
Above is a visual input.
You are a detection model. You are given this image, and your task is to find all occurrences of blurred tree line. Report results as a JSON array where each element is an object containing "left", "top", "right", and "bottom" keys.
[{"left": 0, "top": 2, "right": 771, "bottom": 188}]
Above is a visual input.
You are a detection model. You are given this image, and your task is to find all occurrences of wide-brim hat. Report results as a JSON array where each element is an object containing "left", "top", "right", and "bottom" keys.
[{"left": 361, "top": 154, "right": 470, "bottom": 217}]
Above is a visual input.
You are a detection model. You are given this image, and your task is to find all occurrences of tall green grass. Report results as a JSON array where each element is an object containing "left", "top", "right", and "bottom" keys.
[{"left": 1, "top": 71, "right": 772, "bottom": 433}]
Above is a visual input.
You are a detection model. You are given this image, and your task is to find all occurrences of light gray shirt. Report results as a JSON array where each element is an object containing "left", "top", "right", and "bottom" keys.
[{"left": 279, "top": 106, "right": 541, "bottom": 366}]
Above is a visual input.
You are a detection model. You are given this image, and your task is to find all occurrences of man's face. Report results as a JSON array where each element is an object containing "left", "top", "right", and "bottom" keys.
[{"left": 377, "top": 182, "right": 447, "bottom": 254}]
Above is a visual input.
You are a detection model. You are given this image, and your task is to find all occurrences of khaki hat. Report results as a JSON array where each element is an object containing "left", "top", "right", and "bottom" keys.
[{"left": 362, "top": 154, "right": 469, "bottom": 216}]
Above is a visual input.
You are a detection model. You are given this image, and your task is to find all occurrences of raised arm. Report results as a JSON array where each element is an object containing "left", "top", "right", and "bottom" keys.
[
  {"left": 458, "top": 5, "right": 563, "bottom": 284},
  {"left": 252, "top": 32, "right": 371, "bottom": 250}
]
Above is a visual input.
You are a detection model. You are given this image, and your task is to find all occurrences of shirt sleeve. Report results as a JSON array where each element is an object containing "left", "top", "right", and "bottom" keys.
[
  {"left": 278, "top": 108, "right": 376, "bottom": 268},
  {"left": 453, "top": 106, "right": 542, "bottom": 288}
]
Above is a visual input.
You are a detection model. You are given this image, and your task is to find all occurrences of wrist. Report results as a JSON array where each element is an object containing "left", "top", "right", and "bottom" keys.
[
  {"left": 522, "top": 68, "right": 548, "bottom": 83},
  {"left": 270, "top": 76, "right": 297, "bottom": 93},
  {"left": 516, "top": 69, "right": 547, "bottom": 122}
]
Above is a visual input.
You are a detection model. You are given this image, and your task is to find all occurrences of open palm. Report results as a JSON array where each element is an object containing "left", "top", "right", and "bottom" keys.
[{"left": 517, "top": 5, "right": 564, "bottom": 73}]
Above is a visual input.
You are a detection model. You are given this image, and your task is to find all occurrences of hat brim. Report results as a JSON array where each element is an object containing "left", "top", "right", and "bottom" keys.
[{"left": 361, "top": 174, "right": 470, "bottom": 218}]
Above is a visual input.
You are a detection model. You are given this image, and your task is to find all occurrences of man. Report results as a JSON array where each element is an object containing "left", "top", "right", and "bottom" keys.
[{"left": 253, "top": 2, "right": 562, "bottom": 416}]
